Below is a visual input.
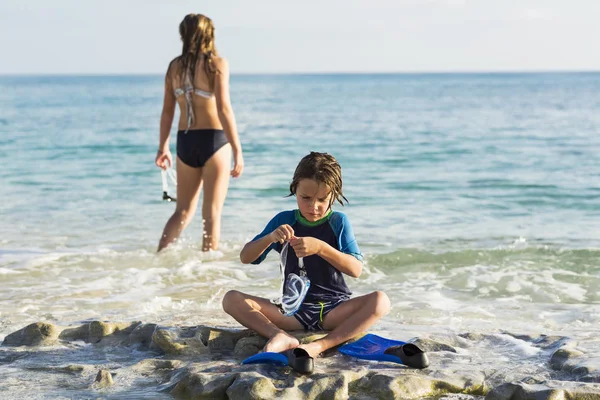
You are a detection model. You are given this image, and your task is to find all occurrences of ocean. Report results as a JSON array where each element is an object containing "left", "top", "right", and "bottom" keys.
[{"left": 0, "top": 72, "right": 599, "bottom": 398}]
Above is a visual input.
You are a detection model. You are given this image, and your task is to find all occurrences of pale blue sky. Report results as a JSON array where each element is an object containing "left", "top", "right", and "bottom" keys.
[{"left": 1, "top": 0, "right": 598, "bottom": 74}]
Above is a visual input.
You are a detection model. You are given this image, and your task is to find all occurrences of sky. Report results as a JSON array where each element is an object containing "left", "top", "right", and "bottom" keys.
[{"left": 1, "top": 0, "right": 598, "bottom": 74}]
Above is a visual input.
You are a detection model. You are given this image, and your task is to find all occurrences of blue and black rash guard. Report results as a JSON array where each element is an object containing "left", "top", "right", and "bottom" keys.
[{"left": 251, "top": 209, "right": 363, "bottom": 303}]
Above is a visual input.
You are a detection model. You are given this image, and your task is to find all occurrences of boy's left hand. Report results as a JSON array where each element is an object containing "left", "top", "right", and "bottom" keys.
[{"left": 290, "top": 237, "right": 323, "bottom": 257}]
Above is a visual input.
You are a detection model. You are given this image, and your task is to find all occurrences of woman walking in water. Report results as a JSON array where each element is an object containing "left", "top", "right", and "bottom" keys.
[{"left": 155, "top": 13, "right": 244, "bottom": 252}]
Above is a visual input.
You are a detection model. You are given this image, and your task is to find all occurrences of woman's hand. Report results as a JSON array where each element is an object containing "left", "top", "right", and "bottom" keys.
[
  {"left": 269, "top": 224, "right": 295, "bottom": 244},
  {"left": 231, "top": 149, "right": 244, "bottom": 178},
  {"left": 290, "top": 237, "right": 324, "bottom": 258},
  {"left": 155, "top": 149, "right": 173, "bottom": 170}
]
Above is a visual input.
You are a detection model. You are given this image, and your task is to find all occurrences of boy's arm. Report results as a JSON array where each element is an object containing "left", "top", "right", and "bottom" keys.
[
  {"left": 240, "top": 234, "right": 275, "bottom": 264},
  {"left": 290, "top": 237, "right": 363, "bottom": 278},
  {"left": 240, "top": 212, "right": 296, "bottom": 264},
  {"left": 317, "top": 242, "right": 363, "bottom": 278},
  {"left": 290, "top": 212, "right": 363, "bottom": 277}
]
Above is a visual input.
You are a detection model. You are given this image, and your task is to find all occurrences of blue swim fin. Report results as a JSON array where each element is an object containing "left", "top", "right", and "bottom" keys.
[
  {"left": 242, "top": 352, "right": 288, "bottom": 366},
  {"left": 242, "top": 349, "right": 315, "bottom": 374},
  {"left": 339, "top": 333, "right": 429, "bottom": 369}
]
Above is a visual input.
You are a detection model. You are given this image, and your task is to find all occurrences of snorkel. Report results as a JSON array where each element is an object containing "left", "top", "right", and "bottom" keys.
[{"left": 161, "top": 167, "right": 177, "bottom": 202}]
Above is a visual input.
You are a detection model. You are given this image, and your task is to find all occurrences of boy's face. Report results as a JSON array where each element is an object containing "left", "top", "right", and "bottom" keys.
[{"left": 296, "top": 179, "right": 332, "bottom": 222}]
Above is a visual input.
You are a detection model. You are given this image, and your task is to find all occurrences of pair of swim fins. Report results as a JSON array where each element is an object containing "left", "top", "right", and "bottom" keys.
[{"left": 241, "top": 334, "right": 429, "bottom": 373}]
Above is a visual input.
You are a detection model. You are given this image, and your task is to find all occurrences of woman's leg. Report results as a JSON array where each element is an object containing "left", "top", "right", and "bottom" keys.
[
  {"left": 298, "top": 291, "right": 391, "bottom": 358},
  {"left": 200, "top": 143, "right": 231, "bottom": 251},
  {"left": 222, "top": 290, "right": 304, "bottom": 353},
  {"left": 157, "top": 156, "right": 203, "bottom": 251}
]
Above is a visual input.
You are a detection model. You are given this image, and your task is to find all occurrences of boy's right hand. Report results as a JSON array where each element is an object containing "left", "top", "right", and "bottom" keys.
[{"left": 269, "top": 224, "right": 295, "bottom": 244}]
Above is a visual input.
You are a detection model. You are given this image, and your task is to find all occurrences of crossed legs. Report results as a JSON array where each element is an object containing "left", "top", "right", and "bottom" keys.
[{"left": 222, "top": 290, "right": 390, "bottom": 358}]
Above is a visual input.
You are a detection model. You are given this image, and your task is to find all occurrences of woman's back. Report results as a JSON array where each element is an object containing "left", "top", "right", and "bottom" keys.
[{"left": 169, "top": 57, "right": 222, "bottom": 131}]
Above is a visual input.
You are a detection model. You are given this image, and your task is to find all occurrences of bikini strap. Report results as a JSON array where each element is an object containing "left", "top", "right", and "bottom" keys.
[{"left": 183, "top": 67, "right": 194, "bottom": 132}]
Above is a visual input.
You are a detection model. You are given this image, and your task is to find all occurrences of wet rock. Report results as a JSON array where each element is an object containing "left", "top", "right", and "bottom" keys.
[
  {"left": 57, "top": 364, "right": 88, "bottom": 374},
  {"left": 170, "top": 367, "right": 238, "bottom": 399},
  {"left": 25, "top": 364, "right": 89, "bottom": 375},
  {"left": 133, "top": 358, "right": 184, "bottom": 381},
  {"left": 460, "top": 332, "right": 487, "bottom": 342},
  {"left": 58, "top": 324, "right": 89, "bottom": 342},
  {"left": 507, "top": 333, "right": 577, "bottom": 350},
  {"left": 196, "top": 327, "right": 253, "bottom": 352},
  {"left": 94, "top": 369, "right": 114, "bottom": 387},
  {"left": 2, "top": 322, "right": 59, "bottom": 346},
  {"left": 412, "top": 337, "right": 457, "bottom": 353},
  {"left": 485, "top": 382, "right": 600, "bottom": 400},
  {"left": 550, "top": 347, "right": 584, "bottom": 372},
  {"left": 300, "top": 370, "right": 364, "bottom": 399},
  {"left": 59, "top": 321, "right": 140, "bottom": 344},
  {"left": 225, "top": 371, "right": 286, "bottom": 399},
  {"left": 133, "top": 358, "right": 183, "bottom": 372},
  {"left": 153, "top": 327, "right": 210, "bottom": 356},
  {"left": 89, "top": 321, "right": 139, "bottom": 343},
  {"left": 168, "top": 365, "right": 485, "bottom": 400},
  {"left": 349, "top": 371, "right": 485, "bottom": 400},
  {"left": 124, "top": 323, "right": 158, "bottom": 349}
]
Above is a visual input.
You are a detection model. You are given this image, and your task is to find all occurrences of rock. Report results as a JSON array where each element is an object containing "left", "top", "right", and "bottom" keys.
[
  {"left": 25, "top": 364, "right": 89, "bottom": 375},
  {"left": 58, "top": 324, "right": 89, "bottom": 342},
  {"left": 234, "top": 335, "right": 266, "bottom": 357},
  {"left": 124, "top": 323, "right": 158, "bottom": 349},
  {"left": 59, "top": 321, "right": 140, "bottom": 344},
  {"left": 485, "top": 382, "right": 600, "bottom": 400},
  {"left": 88, "top": 321, "right": 139, "bottom": 343},
  {"left": 412, "top": 337, "right": 457, "bottom": 353},
  {"left": 350, "top": 372, "right": 484, "bottom": 400},
  {"left": 550, "top": 347, "right": 584, "bottom": 372},
  {"left": 508, "top": 333, "right": 577, "bottom": 350},
  {"left": 225, "top": 372, "right": 279, "bottom": 400},
  {"left": 94, "top": 369, "right": 114, "bottom": 387},
  {"left": 152, "top": 327, "right": 210, "bottom": 356},
  {"left": 2, "top": 322, "right": 59, "bottom": 346},
  {"left": 196, "top": 327, "right": 253, "bottom": 352},
  {"left": 170, "top": 368, "right": 238, "bottom": 399},
  {"left": 133, "top": 359, "right": 183, "bottom": 372}
]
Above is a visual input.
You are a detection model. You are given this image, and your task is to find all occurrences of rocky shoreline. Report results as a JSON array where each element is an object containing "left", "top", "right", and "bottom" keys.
[{"left": 2, "top": 321, "right": 600, "bottom": 399}]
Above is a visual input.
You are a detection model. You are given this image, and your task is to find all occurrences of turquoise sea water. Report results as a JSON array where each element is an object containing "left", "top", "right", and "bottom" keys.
[{"left": 0, "top": 73, "right": 599, "bottom": 397}]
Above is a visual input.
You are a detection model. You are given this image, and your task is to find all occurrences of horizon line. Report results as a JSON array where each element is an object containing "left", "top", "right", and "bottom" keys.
[{"left": 1, "top": 69, "right": 600, "bottom": 77}]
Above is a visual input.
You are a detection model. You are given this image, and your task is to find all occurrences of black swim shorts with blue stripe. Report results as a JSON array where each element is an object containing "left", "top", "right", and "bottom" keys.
[{"left": 294, "top": 298, "right": 347, "bottom": 331}]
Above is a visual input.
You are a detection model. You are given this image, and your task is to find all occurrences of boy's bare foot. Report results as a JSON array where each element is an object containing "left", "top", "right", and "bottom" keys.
[
  {"left": 297, "top": 341, "right": 324, "bottom": 359},
  {"left": 263, "top": 331, "right": 300, "bottom": 354}
]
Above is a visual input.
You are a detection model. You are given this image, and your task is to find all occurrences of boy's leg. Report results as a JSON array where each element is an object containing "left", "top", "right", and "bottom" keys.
[
  {"left": 298, "top": 291, "right": 390, "bottom": 358},
  {"left": 222, "top": 290, "right": 305, "bottom": 353}
]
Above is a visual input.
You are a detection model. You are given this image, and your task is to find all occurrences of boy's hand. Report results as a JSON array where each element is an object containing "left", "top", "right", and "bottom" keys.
[
  {"left": 290, "top": 237, "right": 323, "bottom": 257},
  {"left": 269, "top": 224, "right": 295, "bottom": 244}
]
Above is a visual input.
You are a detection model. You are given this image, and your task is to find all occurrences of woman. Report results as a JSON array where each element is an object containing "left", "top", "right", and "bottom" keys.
[{"left": 155, "top": 13, "right": 243, "bottom": 252}]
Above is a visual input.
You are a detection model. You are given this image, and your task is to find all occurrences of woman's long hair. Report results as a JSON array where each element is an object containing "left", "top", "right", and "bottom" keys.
[{"left": 174, "top": 14, "right": 219, "bottom": 90}]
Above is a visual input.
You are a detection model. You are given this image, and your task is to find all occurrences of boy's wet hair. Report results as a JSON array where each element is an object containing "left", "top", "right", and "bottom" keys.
[{"left": 289, "top": 152, "right": 348, "bottom": 207}]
